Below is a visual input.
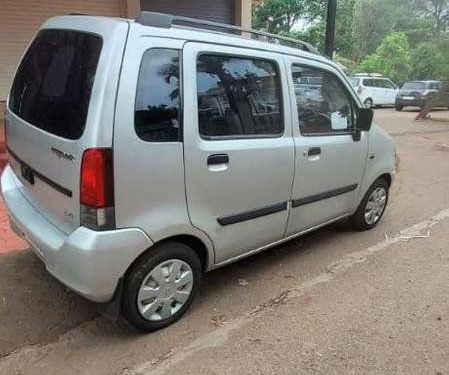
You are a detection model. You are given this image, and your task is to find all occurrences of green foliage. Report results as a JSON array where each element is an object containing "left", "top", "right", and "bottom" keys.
[
  {"left": 252, "top": 0, "right": 318, "bottom": 34},
  {"left": 359, "top": 33, "right": 411, "bottom": 83},
  {"left": 289, "top": 22, "right": 326, "bottom": 53},
  {"left": 252, "top": 0, "right": 449, "bottom": 82},
  {"left": 410, "top": 41, "right": 449, "bottom": 80}
]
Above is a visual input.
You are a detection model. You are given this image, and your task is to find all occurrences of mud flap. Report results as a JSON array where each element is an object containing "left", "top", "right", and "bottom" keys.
[{"left": 98, "top": 277, "right": 124, "bottom": 321}]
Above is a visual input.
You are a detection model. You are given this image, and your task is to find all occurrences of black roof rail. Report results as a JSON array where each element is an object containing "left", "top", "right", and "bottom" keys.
[{"left": 136, "top": 11, "right": 319, "bottom": 55}]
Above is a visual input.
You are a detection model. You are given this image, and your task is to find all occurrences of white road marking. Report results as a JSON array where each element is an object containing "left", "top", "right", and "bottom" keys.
[{"left": 127, "top": 208, "right": 449, "bottom": 375}]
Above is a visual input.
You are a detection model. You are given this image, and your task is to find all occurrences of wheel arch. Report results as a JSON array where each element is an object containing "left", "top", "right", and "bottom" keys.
[{"left": 124, "top": 233, "right": 213, "bottom": 277}]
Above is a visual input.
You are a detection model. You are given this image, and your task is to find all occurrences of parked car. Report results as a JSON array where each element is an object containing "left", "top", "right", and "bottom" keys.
[
  {"left": 395, "top": 80, "right": 449, "bottom": 111},
  {"left": 349, "top": 75, "right": 398, "bottom": 108},
  {"left": 1, "top": 13, "right": 396, "bottom": 332}
]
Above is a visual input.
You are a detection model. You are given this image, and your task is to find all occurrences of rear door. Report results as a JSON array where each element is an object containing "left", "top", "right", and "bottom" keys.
[
  {"left": 5, "top": 17, "right": 128, "bottom": 234},
  {"left": 183, "top": 43, "right": 294, "bottom": 264},
  {"left": 372, "top": 79, "right": 386, "bottom": 104}
]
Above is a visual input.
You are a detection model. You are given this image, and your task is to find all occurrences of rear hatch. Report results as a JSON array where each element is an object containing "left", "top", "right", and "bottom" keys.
[
  {"left": 399, "top": 82, "right": 426, "bottom": 99},
  {"left": 5, "top": 16, "right": 129, "bottom": 234}
]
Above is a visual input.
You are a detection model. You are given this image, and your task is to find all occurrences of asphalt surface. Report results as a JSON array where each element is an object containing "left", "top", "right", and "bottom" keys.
[{"left": 0, "top": 108, "right": 448, "bottom": 374}]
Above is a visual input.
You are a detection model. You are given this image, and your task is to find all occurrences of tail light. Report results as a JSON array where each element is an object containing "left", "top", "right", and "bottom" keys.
[
  {"left": 80, "top": 148, "right": 115, "bottom": 230},
  {"left": 357, "top": 86, "right": 363, "bottom": 95}
]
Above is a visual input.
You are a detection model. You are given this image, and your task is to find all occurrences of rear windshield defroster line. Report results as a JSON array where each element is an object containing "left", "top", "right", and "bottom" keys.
[{"left": 9, "top": 29, "right": 103, "bottom": 140}]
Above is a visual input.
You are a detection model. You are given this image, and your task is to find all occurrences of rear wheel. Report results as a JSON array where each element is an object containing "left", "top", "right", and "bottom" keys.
[
  {"left": 395, "top": 105, "right": 403, "bottom": 111},
  {"left": 122, "top": 241, "right": 202, "bottom": 332},
  {"left": 364, "top": 98, "right": 374, "bottom": 109},
  {"left": 350, "top": 178, "right": 389, "bottom": 231}
]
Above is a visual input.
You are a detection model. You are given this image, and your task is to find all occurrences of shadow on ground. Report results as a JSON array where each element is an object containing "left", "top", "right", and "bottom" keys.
[{"left": 0, "top": 220, "right": 352, "bottom": 358}]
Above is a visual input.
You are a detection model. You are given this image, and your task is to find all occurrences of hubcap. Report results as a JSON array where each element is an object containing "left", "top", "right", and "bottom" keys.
[
  {"left": 137, "top": 259, "right": 193, "bottom": 321},
  {"left": 364, "top": 187, "right": 387, "bottom": 225}
]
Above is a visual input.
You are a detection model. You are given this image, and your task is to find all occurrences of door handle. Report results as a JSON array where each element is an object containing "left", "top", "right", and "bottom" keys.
[
  {"left": 207, "top": 154, "right": 229, "bottom": 165},
  {"left": 307, "top": 147, "right": 321, "bottom": 157}
]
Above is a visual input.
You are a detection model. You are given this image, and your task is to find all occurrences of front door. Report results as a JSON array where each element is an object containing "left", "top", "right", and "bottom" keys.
[
  {"left": 183, "top": 43, "right": 294, "bottom": 264},
  {"left": 286, "top": 59, "right": 368, "bottom": 235}
]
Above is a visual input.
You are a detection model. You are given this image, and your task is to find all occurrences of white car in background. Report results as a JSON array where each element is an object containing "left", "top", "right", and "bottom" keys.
[{"left": 349, "top": 74, "right": 398, "bottom": 108}]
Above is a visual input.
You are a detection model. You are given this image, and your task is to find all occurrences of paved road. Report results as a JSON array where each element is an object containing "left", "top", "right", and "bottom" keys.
[{"left": 0, "top": 108, "right": 448, "bottom": 374}]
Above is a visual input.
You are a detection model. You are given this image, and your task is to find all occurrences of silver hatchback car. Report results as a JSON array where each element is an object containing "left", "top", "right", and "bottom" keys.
[{"left": 1, "top": 12, "right": 395, "bottom": 331}]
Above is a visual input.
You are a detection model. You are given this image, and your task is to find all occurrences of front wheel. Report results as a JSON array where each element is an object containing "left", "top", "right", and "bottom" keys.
[
  {"left": 122, "top": 241, "right": 202, "bottom": 332},
  {"left": 395, "top": 105, "right": 403, "bottom": 111},
  {"left": 350, "top": 178, "right": 389, "bottom": 231}
]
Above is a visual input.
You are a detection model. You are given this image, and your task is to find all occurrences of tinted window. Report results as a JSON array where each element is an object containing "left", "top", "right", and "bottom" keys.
[
  {"left": 428, "top": 82, "right": 440, "bottom": 90},
  {"left": 376, "top": 79, "right": 388, "bottom": 88},
  {"left": 135, "top": 49, "right": 181, "bottom": 142},
  {"left": 402, "top": 82, "right": 426, "bottom": 90},
  {"left": 197, "top": 54, "right": 283, "bottom": 139},
  {"left": 383, "top": 80, "right": 396, "bottom": 89},
  {"left": 9, "top": 30, "right": 102, "bottom": 140},
  {"left": 363, "top": 79, "right": 374, "bottom": 87},
  {"left": 292, "top": 65, "right": 356, "bottom": 135}
]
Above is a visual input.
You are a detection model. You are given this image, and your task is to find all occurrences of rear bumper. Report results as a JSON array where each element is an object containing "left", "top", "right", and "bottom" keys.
[
  {"left": 396, "top": 98, "right": 427, "bottom": 107},
  {"left": 1, "top": 165, "right": 153, "bottom": 302}
]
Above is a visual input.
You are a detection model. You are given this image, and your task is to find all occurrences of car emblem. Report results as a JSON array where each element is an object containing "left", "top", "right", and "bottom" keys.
[{"left": 50, "top": 146, "right": 76, "bottom": 162}]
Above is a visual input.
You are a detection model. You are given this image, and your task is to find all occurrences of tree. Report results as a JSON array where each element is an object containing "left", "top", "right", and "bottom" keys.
[
  {"left": 253, "top": 0, "right": 307, "bottom": 34},
  {"left": 252, "top": 0, "right": 325, "bottom": 35},
  {"left": 409, "top": 42, "right": 449, "bottom": 80},
  {"left": 412, "top": 0, "right": 449, "bottom": 36},
  {"left": 359, "top": 32, "right": 411, "bottom": 83}
]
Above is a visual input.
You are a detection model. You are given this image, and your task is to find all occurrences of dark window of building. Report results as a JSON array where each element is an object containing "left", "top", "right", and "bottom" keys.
[
  {"left": 197, "top": 54, "right": 283, "bottom": 139},
  {"left": 135, "top": 49, "right": 181, "bottom": 142},
  {"left": 9, "top": 30, "right": 102, "bottom": 140}
]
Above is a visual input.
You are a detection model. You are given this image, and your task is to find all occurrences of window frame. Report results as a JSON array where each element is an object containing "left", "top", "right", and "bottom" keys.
[
  {"left": 291, "top": 63, "right": 359, "bottom": 138},
  {"left": 196, "top": 52, "right": 285, "bottom": 141},
  {"left": 134, "top": 47, "right": 183, "bottom": 143},
  {"left": 383, "top": 79, "right": 396, "bottom": 89}
]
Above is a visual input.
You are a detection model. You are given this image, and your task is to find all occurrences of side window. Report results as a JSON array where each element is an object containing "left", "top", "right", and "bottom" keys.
[
  {"left": 197, "top": 54, "right": 283, "bottom": 139},
  {"left": 375, "top": 79, "right": 385, "bottom": 88},
  {"left": 135, "top": 49, "right": 181, "bottom": 142},
  {"left": 292, "top": 64, "right": 356, "bottom": 135},
  {"left": 363, "top": 79, "right": 373, "bottom": 87},
  {"left": 384, "top": 80, "right": 396, "bottom": 89}
]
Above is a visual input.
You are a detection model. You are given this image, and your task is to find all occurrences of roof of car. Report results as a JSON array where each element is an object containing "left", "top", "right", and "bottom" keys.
[{"left": 45, "top": 14, "right": 343, "bottom": 74}]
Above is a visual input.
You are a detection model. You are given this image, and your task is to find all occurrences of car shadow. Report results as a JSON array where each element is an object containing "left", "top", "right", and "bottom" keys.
[{"left": 0, "top": 219, "right": 355, "bottom": 353}]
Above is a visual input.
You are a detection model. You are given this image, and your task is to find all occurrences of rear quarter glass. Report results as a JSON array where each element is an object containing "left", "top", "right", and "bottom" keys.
[{"left": 9, "top": 29, "right": 103, "bottom": 140}]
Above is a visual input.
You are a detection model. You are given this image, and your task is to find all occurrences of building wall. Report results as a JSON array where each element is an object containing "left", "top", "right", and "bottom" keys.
[{"left": 141, "top": 0, "right": 234, "bottom": 24}]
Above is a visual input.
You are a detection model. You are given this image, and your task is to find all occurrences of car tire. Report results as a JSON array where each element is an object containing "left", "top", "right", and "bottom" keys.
[
  {"left": 350, "top": 178, "right": 389, "bottom": 231},
  {"left": 364, "top": 98, "right": 374, "bottom": 109},
  {"left": 122, "top": 241, "right": 202, "bottom": 332},
  {"left": 395, "top": 105, "right": 403, "bottom": 111}
]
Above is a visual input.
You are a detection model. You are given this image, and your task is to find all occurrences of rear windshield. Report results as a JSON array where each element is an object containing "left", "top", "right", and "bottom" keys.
[
  {"left": 9, "top": 30, "right": 102, "bottom": 140},
  {"left": 402, "top": 82, "right": 425, "bottom": 90}
]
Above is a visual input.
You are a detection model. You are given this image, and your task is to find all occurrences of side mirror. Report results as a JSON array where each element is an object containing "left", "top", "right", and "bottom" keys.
[{"left": 356, "top": 108, "right": 373, "bottom": 132}]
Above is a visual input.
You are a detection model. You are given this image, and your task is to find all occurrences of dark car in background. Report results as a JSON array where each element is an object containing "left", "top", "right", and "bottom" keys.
[{"left": 395, "top": 80, "right": 449, "bottom": 111}]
